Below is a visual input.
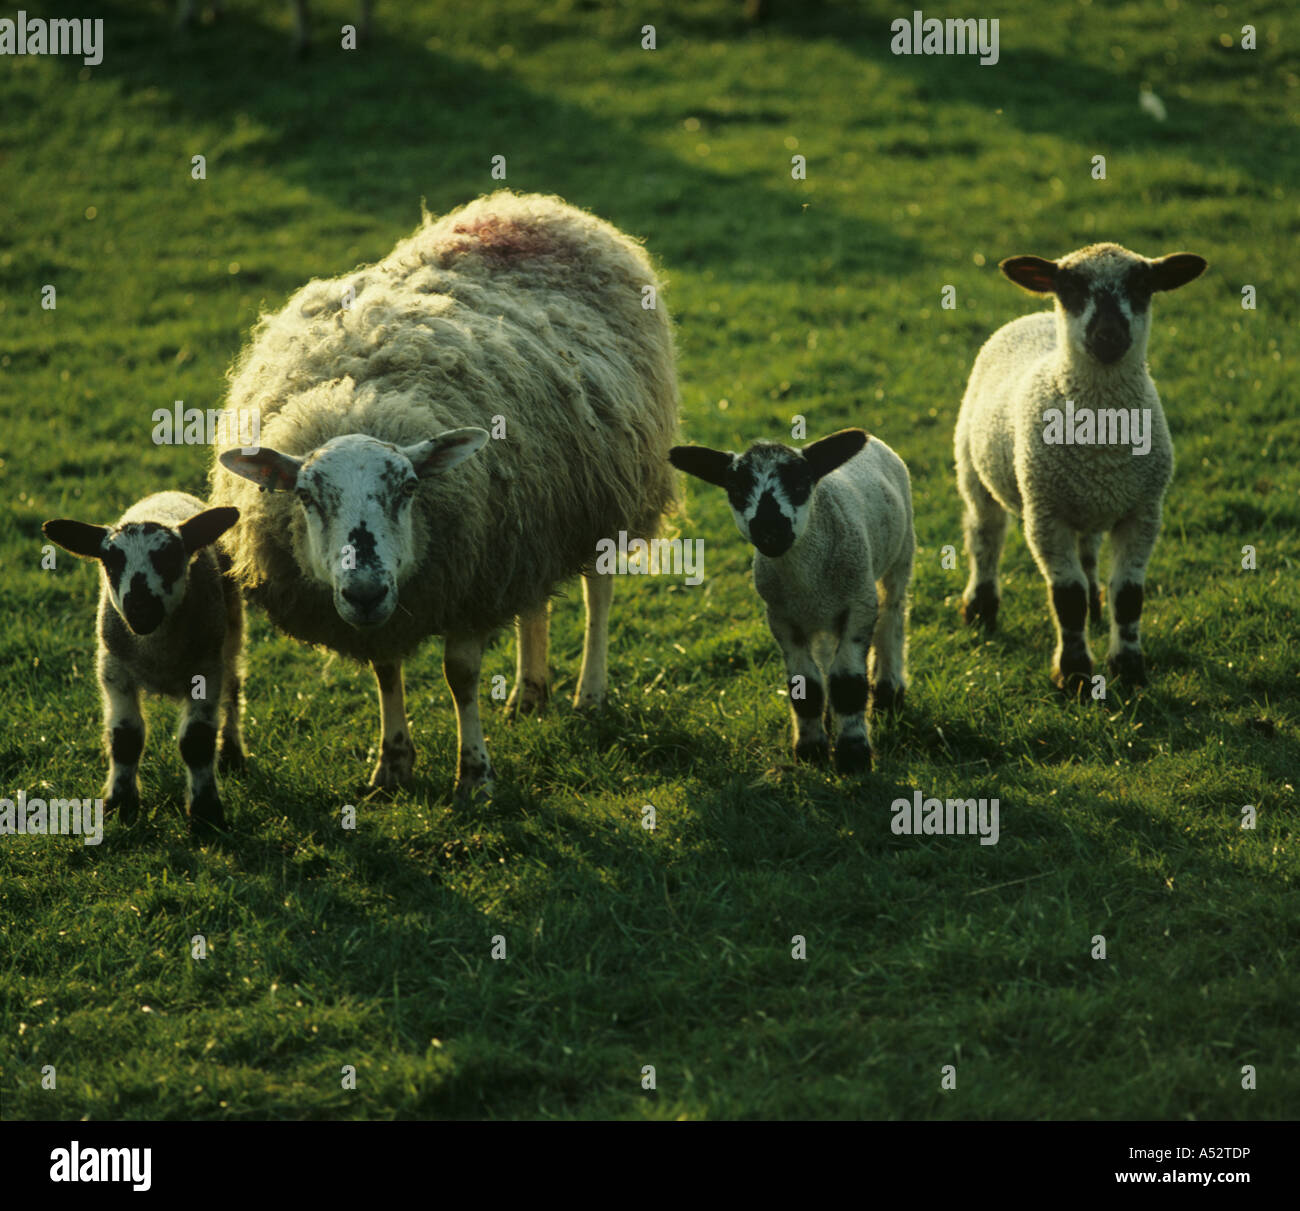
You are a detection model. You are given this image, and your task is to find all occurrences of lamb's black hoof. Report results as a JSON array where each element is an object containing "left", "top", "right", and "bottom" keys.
[
  {"left": 961, "top": 583, "right": 999, "bottom": 632},
  {"left": 188, "top": 795, "right": 226, "bottom": 840},
  {"left": 108, "top": 789, "right": 141, "bottom": 826},
  {"left": 1051, "top": 652, "right": 1094, "bottom": 701},
  {"left": 1107, "top": 650, "right": 1148, "bottom": 686},
  {"left": 833, "top": 736, "right": 873, "bottom": 775},
  {"left": 793, "top": 738, "right": 830, "bottom": 766},
  {"left": 218, "top": 743, "right": 246, "bottom": 773},
  {"left": 870, "top": 682, "right": 905, "bottom": 715}
]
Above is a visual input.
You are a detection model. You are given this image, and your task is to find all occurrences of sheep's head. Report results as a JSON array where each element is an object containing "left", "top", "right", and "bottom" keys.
[
  {"left": 220, "top": 429, "right": 489, "bottom": 629},
  {"left": 669, "top": 429, "right": 868, "bottom": 558},
  {"left": 42, "top": 508, "right": 239, "bottom": 636},
  {"left": 1000, "top": 244, "right": 1206, "bottom": 366}
]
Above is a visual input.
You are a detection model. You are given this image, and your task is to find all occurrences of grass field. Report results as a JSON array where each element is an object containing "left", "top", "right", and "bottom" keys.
[{"left": 2, "top": 0, "right": 1297, "bottom": 1120}]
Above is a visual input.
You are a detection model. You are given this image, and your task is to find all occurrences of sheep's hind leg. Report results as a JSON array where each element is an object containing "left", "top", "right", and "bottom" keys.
[
  {"left": 1106, "top": 509, "right": 1161, "bottom": 686},
  {"left": 101, "top": 663, "right": 144, "bottom": 825},
  {"left": 869, "top": 556, "right": 911, "bottom": 716},
  {"left": 958, "top": 463, "right": 1007, "bottom": 631},
  {"left": 1024, "top": 512, "right": 1093, "bottom": 697},
  {"left": 179, "top": 680, "right": 225, "bottom": 838},
  {"left": 574, "top": 570, "right": 612, "bottom": 709},
  {"left": 444, "top": 634, "right": 493, "bottom": 802},
  {"left": 506, "top": 602, "right": 550, "bottom": 717},
  {"left": 1078, "top": 532, "right": 1104, "bottom": 627},
  {"left": 218, "top": 597, "right": 245, "bottom": 770},
  {"left": 768, "top": 612, "right": 830, "bottom": 767},
  {"left": 369, "top": 660, "right": 415, "bottom": 790}
]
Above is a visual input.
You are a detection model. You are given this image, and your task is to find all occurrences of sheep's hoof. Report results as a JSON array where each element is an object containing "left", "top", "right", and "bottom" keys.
[
  {"left": 961, "top": 583, "right": 999, "bottom": 631},
  {"left": 573, "top": 686, "right": 606, "bottom": 711},
  {"left": 506, "top": 678, "right": 550, "bottom": 718},
  {"left": 218, "top": 741, "right": 246, "bottom": 772},
  {"left": 870, "top": 682, "right": 905, "bottom": 715},
  {"left": 1107, "top": 650, "right": 1148, "bottom": 686},
  {"left": 1051, "top": 652, "right": 1093, "bottom": 700},
  {"left": 793, "top": 737, "right": 830, "bottom": 766},
  {"left": 454, "top": 770, "right": 494, "bottom": 805},
  {"left": 188, "top": 795, "right": 226, "bottom": 841},
  {"left": 833, "top": 736, "right": 873, "bottom": 775},
  {"left": 107, "top": 787, "right": 141, "bottom": 825}
]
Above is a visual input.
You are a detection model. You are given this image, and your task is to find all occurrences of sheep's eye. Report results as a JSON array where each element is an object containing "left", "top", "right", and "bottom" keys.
[
  {"left": 400, "top": 479, "right": 418, "bottom": 500},
  {"left": 296, "top": 488, "right": 314, "bottom": 509}
]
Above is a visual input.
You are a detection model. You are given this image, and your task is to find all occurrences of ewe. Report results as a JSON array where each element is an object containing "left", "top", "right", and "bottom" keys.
[{"left": 955, "top": 243, "right": 1206, "bottom": 693}]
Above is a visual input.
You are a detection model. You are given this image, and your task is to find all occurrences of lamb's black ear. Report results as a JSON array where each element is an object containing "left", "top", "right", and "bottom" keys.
[
  {"left": 179, "top": 507, "right": 240, "bottom": 555},
  {"left": 1000, "top": 255, "right": 1058, "bottom": 294},
  {"left": 669, "top": 445, "right": 734, "bottom": 489},
  {"left": 42, "top": 519, "right": 108, "bottom": 559},
  {"left": 219, "top": 447, "right": 302, "bottom": 492},
  {"left": 802, "top": 428, "right": 868, "bottom": 481},
  {"left": 1148, "top": 253, "right": 1207, "bottom": 292}
]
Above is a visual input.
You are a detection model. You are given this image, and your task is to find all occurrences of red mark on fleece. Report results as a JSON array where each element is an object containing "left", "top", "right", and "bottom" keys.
[{"left": 445, "top": 216, "right": 566, "bottom": 264}]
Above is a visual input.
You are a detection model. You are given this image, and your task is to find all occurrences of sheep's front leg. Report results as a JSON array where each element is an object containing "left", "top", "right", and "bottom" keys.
[
  {"left": 506, "top": 602, "right": 550, "bottom": 716},
  {"left": 100, "top": 659, "right": 144, "bottom": 825},
  {"left": 179, "top": 681, "right": 225, "bottom": 837},
  {"left": 1078, "top": 532, "right": 1104, "bottom": 626},
  {"left": 444, "top": 633, "right": 492, "bottom": 801},
  {"left": 1024, "top": 512, "right": 1092, "bottom": 696},
  {"left": 369, "top": 660, "right": 415, "bottom": 789},
  {"left": 768, "top": 612, "right": 829, "bottom": 765},
  {"left": 958, "top": 459, "right": 1008, "bottom": 631},
  {"left": 1106, "top": 509, "right": 1161, "bottom": 685},
  {"left": 574, "top": 570, "right": 612, "bottom": 709}
]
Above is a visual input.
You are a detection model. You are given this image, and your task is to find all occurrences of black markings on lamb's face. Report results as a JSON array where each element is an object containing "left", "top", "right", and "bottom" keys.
[
  {"left": 727, "top": 443, "right": 813, "bottom": 557},
  {"left": 1055, "top": 246, "right": 1151, "bottom": 366},
  {"left": 102, "top": 523, "right": 189, "bottom": 636}
]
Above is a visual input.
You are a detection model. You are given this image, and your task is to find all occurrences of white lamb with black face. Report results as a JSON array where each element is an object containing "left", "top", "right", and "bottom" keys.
[
  {"left": 955, "top": 242, "right": 1206, "bottom": 694},
  {"left": 43, "top": 492, "right": 243, "bottom": 838},
  {"left": 670, "top": 428, "right": 915, "bottom": 774}
]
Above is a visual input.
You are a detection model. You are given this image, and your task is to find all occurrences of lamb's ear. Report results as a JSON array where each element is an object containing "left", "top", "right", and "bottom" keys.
[
  {"left": 178, "top": 507, "right": 240, "bottom": 555},
  {"left": 219, "top": 447, "right": 302, "bottom": 492},
  {"left": 1000, "top": 255, "right": 1058, "bottom": 294},
  {"left": 802, "top": 428, "right": 868, "bottom": 481},
  {"left": 1148, "top": 253, "right": 1207, "bottom": 292},
  {"left": 668, "top": 445, "right": 733, "bottom": 489},
  {"left": 402, "top": 428, "right": 490, "bottom": 478},
  {"left": 42, "top": 519, "right": 108, "bottom": 559}
]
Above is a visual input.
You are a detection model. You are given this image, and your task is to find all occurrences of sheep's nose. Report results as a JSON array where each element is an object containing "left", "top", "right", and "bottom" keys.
[
  {"left": 123, "top": 593, "right": 163, "bottom": 635},
  {"left": 343, "top": 582, "right": 387, "bottom": 612},
  {"left": 750, "top": 521, "right": 793, "bottom": 557}
]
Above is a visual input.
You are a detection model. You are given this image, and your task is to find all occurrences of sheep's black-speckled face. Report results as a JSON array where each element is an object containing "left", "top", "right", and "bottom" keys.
[
  {"left": 1052, "top": 251, "right": 1152, "bottom": 366},
  {"left": 726, "top": 444, "right": 814, "bottom": 558},
  {"left": 293, "top": 436, "right": 421, "bottom": 630},
  {"left": 102, "top": 523, "right": 189, "bottom": 636}
]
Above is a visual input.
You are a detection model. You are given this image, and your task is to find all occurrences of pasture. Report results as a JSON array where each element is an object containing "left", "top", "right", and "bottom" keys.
[{"left": 1, "top": 0, "right": 1296, "bottom": 1119}]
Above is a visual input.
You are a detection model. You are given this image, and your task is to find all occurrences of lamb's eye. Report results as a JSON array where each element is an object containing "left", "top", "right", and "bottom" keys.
[
  {"left": 400, "top": 479, "right": 418, "bottom": 500},
  {"left": 296, "top": 488, "right": 314, "bottom": 509}
]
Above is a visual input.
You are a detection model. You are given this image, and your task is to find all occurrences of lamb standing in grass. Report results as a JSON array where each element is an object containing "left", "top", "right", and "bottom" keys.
[
  {"left": 42, "top": 494, "right": 243, "bottom": 837},
  {"left": 670, "top": 428, "right": 914, "bottom": 773},
  {"left": 212, "top": 191, "right": 678, "bottom": 800},
  {"left": 955, "top": 243, "right": 1206, "bottom": 693}
]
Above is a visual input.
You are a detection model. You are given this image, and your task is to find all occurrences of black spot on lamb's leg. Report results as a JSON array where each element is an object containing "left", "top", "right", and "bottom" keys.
[
  {"left": 106, "top": 720, "right": 144, "bottom": 824},
  {"left": 790, "top": 674, "right": 829, "bottom": 764},
  {"left": 180, "top": 718, "right": 225, "bottom": 837},
  {"left": 828, "top": 672, "right": 872, "bottom": 774},
  {"left": 1107, "top": 581, "right": 1147, "bottom": 684},
  {"left": 961, "top": 581, "right": 1000, "bottom": 631},
  {"left": 1050, "top": 581, "right": 1092, "bottom": 697}
]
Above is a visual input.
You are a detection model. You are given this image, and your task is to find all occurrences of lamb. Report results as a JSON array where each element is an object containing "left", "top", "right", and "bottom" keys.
[
  {"left": 954, "top": 243, "right": 1206, "bottom": 694},
  {"left": 210, "top": 190, "right": 678, "bottom": 800},
  {"left": 669, "top": 428, "right": 915, "bottom": 773},
  {"left": 42, "top": 493, "right": 244, "bottom": 838}
]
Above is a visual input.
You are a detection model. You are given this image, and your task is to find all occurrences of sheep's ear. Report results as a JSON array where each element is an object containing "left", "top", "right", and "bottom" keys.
[
  {"left": 402, "top": 428, "right": 490, "bottom": 478},
  {"left": 802, "top": 428, "right": 868, "bottom": 481},
  {"left": 999, "top": 255, "right": 1058, "bottom": 294},
  {"left": 178, "top": 507, "right": 240, "bottom": 555},
  {"left": 219, "top": 447, "right": 302, "bottom": 492},
  {"left": 668, "top": 445, "right": 733, "bottom": 489},
  {"left": 1148, "top": 253, "right": 1207, "bottom": 292},
  {"left": 42, "top": 519, "right": 108, "bottom": 559}
]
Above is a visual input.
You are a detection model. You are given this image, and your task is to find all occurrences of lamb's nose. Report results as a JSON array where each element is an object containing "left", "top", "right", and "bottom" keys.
[{"left": 343, "top": 582, "right": 387, "bottom": 612}]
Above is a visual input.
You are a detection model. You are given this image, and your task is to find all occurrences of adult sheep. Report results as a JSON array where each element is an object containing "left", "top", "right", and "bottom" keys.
[{"left": 210, "top": 191, "right": 678, "bottom": 800}]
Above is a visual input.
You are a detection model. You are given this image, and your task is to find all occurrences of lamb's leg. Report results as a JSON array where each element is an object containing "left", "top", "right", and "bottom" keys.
[
  {"left": 100, "top": 658, "right": 144, "bottom": 825},
  {"left": 574, "top": 570, "right": 612, "bottom": 709},
  {"left": 958, "top": 459, "right": 1007, "bottom": 631},
  {"left": 218, "top": 594, "right": 245, "bottom": 770},
  {"left": 179, "top": 679, "right": 225, "bottom": 837},
  {"left": 506, "top": 602, "right": 550, "bottom": 716},
  {"left": 829, "top": 612, "right": 874, "bottom": 776},
  {"left": 444, "top": 633, "right": 492, "bottom": 801},
  {"left": 1024, "top": 511, "right": 1092, "bottom": 696},
  {"left": 868, "top": 561, "right": 910, "bottom": 715},
  {"left": 768, "top": 611, "right": 829, "bottom": 766},
  {"left": 369, "top": 660, "right": 415, "bottom": 789},
  {"left": 1106, "top": 508, "right": 1161, "bottom": 685},
  {"left": 1078, "top": 532, "right": 1104, "bottom": 626}
]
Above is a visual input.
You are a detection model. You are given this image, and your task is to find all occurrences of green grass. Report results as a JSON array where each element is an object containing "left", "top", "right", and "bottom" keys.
[{"left": 1, "top": 0, "right": 1297, "bottom": 1119}]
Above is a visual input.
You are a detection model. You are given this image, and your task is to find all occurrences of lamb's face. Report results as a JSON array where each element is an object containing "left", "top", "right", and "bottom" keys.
[
  {"left": 1001, "top": 244, "right": 1208, "bottom": 368},
  {"left": 668, "top": 429, "right": 869, "bottom": 559},
  {"left": 220, "top": 428, "right": 490, "bottom": 631}
]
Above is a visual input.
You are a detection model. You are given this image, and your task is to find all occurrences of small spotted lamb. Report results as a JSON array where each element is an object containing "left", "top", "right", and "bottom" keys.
[
  {"left": 43, "top": 492, "right": 243, "bottom": 837},
  {"left": 955, "top": 242, "right": 1206, "bottom": 693},
  {"left": 670, "top": 428, "right": 915, "bottom": 773}
]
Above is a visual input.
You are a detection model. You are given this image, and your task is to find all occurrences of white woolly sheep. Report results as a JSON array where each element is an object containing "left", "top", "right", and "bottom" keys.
[
  {"left": 43, "top": 493, "right": 244, "bottom": 837},
  {"left": 955, "top": 242, "right": 1207, "bottom": 693},
  {"left": 211, "top": 190, "right": 678, "bottom": 800},
  {"left": 669, "top": 428, "right": 915, "bottom": 773}
]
